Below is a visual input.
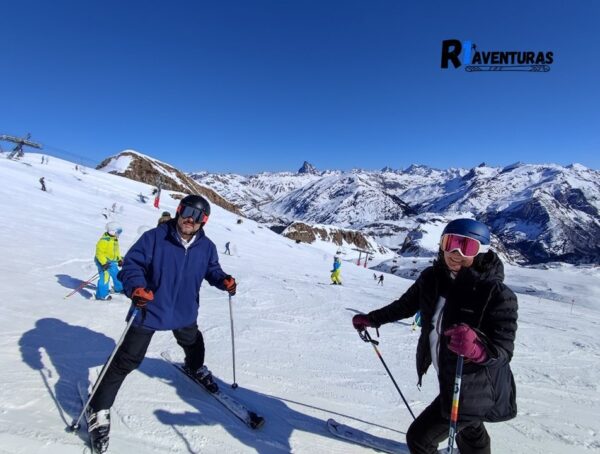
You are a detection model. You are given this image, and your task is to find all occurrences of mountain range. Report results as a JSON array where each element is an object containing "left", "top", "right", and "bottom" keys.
[{"left": 99, "top": 151, "right": 600, "bottom": 265}]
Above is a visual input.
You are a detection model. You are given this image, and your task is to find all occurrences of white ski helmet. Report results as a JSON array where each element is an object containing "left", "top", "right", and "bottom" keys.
[{"left": 106, "top": 222, "right": 122, "bottom": 237}]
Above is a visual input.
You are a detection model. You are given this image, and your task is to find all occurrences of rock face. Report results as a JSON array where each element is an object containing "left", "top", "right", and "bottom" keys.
[
  {"left": 97, "top": 150, "right": 241, "bottom": 215},
  {"left": 298, "top": 161, "right": 319, "bottom": 175},
  {"left": 281, "top": 222, "right": 387, "bottom": 254}
]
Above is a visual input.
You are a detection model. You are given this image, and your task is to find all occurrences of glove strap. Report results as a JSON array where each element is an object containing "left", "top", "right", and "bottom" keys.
[{"left": 358, "top": 328, "right": 379, "bottom": 346}]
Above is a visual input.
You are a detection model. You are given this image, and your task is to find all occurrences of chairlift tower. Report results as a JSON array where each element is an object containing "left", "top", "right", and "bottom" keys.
[
  {"left": 1, "top": 133, "right": 42, "bottom": 159},
  {"left": 352, "top": 248, "right": 373, "bottom": 267}
]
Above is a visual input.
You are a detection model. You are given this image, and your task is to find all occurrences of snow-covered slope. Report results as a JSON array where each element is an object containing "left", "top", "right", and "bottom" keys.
[{"left": 1, "top": 154, "right": 599, "bottom": 453}]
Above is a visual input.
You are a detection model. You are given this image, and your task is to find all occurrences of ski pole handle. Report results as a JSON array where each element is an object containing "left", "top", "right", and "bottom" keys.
[{"left": 357, "top": 328, "right": 379, "bottom": 346}]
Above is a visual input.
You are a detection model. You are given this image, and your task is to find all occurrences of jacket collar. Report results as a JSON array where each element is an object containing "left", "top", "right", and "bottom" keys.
[{"left": 165, "top": 220, "right": 205, "bottom": 248}]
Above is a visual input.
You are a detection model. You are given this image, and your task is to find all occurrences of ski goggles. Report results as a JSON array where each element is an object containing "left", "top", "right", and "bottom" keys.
[
  {"left": 440, "top": 234, "right": 489, "bottom": 257},
  {"left": 177, "top": 205, "right": 209, "bottom": 224}
]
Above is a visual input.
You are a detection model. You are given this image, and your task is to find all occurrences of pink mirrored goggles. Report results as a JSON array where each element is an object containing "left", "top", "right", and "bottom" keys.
[{"left": 440, "top": 234, "right": 490, "bottom": 257}]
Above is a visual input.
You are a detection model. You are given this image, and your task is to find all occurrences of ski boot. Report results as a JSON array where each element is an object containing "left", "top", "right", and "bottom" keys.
[
  {"left": 185, "top": 365, "right": 219, "bottom": 393},
  {"left": 95, "top": 295, "right": 112, "bottom": 301},
  {"left": 86, "top": 408, "right": 110, "bottom": 453}
]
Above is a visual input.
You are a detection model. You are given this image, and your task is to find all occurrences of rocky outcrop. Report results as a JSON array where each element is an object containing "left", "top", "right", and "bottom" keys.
[
  {"left": 281, "top": 222, "right": 387, "bottom": 253},
  {"left": 97, "top": 151, "right": 242, "bottom": 215},
  {"left": 298, "top": 161, "right": 319, "bottom": 175}
]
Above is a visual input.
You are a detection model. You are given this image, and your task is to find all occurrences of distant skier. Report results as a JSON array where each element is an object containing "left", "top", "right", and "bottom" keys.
[
  {"left": 378, "top": 274, "right": 384, "bottom": 286},
  {"left": 40, "top": 156, "right": 45, "bottom": 164},
  {"left": 94, "top": 222, "right": 124, "bottom": 301},
  {"left": 85, "top": 195, "right": 237, "bottom": 453},
  {"left": 157, "top": 210, "right": 172, "bottom": 226},
  {"left": 39, "top": 177, "right": 46, "bottom": 192},
  {"left": 330, "top": 256, "right": 342, "bottom": 285},
  {"left": 224, "top": 241, "right": 231, "bottom": 255},
  {"left": 373, "top": 273, "right": 377, "bottom": 281},
  {"left": 352, "top": 218, "right": 518, "bottom": 454}
]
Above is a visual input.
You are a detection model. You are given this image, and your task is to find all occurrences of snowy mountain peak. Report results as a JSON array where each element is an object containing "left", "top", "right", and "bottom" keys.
[
  {"left": 298, "top": 161, "right": 319, "bottom": 175},
  {"left": 403, "top": 164, "right": 435, "bottom": 176}
]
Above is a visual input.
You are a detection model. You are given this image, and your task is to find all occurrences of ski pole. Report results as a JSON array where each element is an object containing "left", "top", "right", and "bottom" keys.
[
  {"left": 68, "top": 307, "right": 139, "bottom": 432},
  {"left": 447, "top": 355, "right": 464, "bottom": 454},
  {"left": 228, "top": 294, "right": 238, "bottom": 389},
  {"left": 64, "top": 272, "right": 99, "bottom": 299},
  {"left": 358, "top": 329, "right": 415, "bottom": 420}
]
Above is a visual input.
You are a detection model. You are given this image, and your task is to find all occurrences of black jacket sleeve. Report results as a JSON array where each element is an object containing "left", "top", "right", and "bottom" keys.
[{"left": 368, "top": 269, "right": 430, "bottom": 327}]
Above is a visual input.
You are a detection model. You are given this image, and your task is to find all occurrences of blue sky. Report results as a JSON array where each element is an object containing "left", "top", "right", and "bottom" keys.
[{"left": 1, "top": 1, "right": 598, "bottom": 173}]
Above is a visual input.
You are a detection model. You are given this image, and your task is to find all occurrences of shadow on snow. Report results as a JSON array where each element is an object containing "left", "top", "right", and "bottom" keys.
[
  {"left": 20, "top": 318, "right": 405, "bottom": 453},
  {"left": 55, "top": 273, "right": 96, "bottom": 299}
]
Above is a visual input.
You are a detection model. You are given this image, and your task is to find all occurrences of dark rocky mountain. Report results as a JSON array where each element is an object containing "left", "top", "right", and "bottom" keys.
[{"left": 298, "top": 161, "right": 319, "bottom": 175}]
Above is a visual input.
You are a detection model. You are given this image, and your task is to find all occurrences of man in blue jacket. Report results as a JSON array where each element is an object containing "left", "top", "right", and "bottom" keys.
[{"left": 86, "top": 195, "right": 237, "bottom": 453}]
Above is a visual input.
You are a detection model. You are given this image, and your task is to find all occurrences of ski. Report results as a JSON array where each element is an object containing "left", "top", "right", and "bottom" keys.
[
  {"left": 327, "top": 419, "right": 453, "bottom": 454},
  {"left": 327, "top": 418, "right": 410, "bottom": 454},
  {"left": 161, "top": 351, "right": 265, "bottom": 430}
]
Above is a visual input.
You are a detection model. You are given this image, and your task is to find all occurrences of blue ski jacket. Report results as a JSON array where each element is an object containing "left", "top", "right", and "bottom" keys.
[
  {"left": 332, "top": 258, "right": 341, "bottom": 272},
  {"left": 118, "top": 221, "right": 227, "bottom": 330}
]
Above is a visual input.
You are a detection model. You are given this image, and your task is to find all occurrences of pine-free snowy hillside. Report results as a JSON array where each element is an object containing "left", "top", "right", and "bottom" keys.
[{"left": 1, "top": 154, "right": 600, "bottom": 453}]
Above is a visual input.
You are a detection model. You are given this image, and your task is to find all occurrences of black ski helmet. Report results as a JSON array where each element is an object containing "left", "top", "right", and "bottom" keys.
[
  {"left": 441, "top": 218, "right": 490, "bottom": 245},
  {"left": 176, "top": 194, "right": 211, "bottom": 224}
]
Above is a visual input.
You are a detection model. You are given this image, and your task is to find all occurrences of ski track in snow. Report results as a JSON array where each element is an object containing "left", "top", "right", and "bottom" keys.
[{"left": 1, "top": 154, "right": 599, "bottom": 453}]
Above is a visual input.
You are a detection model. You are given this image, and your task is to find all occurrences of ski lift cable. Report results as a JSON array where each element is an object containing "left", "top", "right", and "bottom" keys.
[
  {"left": 2, "top": 133, "right": 100, "bottom": 167},
  {"left": 42, "top": 143, "right": 99, "bottom": 167}
]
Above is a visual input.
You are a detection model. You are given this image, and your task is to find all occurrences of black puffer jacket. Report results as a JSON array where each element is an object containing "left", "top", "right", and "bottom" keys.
[{"left": 368, "top": 251, "right": 518, "bottom": 422}]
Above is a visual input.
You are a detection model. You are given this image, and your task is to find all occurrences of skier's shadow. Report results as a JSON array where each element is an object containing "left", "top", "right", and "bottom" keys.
[
  {"left": 142, "top": 357, "right": 406, "bottom": 453},
  {"left": 19, "top": 320, "right": 406, "bottom": 452},
  {"left": 55, "top": 273, "right": 96, "bottom": 299},
  {"left": 18, "top": 318, "right": 115, "bottom": 438}
]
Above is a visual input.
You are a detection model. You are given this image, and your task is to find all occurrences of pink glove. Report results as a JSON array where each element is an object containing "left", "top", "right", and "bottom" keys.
[
  {"left": 444, "top": 324, "right": 487, "bottom": 363},
  {"left": 352, "top": 314, "right": 372, "bottom": 331}
]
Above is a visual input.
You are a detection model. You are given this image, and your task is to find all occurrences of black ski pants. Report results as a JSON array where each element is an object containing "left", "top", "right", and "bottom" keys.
[
  {"left": 406, "top": 396, "right": 491, "bottom": 454},
  {"left": 89, "top": 323, "right": 205, "bottom": 411}
]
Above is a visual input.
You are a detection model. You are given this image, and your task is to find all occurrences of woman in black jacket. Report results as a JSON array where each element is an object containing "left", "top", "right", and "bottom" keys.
[{"left": 353, "top": 219, "right": 518, "bottom": 454}]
